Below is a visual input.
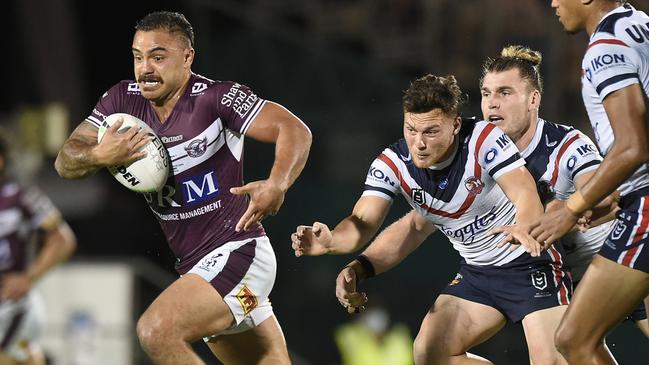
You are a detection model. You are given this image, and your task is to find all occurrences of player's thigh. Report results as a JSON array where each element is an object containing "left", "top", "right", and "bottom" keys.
[
  {"left": 560, "top": 255, "right": 649, "bottom": 341},
  {"left": 522, "top": 305, "right": 567, "bottom": 363},
  {"left": 139, "top": 273, "right": 235, "bottom": 341},
  {"left": 206, "top": 315, "right": 289, "bottom": 365},
  {"left": 417, "top": 294, "right": 506, "bottom": 355}
]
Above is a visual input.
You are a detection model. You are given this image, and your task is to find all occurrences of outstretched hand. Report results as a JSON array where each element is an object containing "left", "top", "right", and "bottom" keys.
[
  {"left": 530, "top": 201, "right": 580, "bottom": 247},
  {"left": 231, "top": 180, "right": 285, "bottom": 232},
  {"left": 335, "top": 266, "right": 368, "bottom": 314},
  {"left": 291, "top": 222, "right": 333, "bottom": 257},
  {"left": 489, "top": 224, "right": 543, "bottom": 257},
  {"left": 95, "top": 117, "right": 149, "bottom": 166}
]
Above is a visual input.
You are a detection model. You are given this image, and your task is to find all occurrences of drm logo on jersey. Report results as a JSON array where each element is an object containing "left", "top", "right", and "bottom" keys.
[
  {"left": 583, "top": 53, "right": 626, "bottom": 82},
  {"left": 181, "top": 171, "right": 220, "bottom": 205}
]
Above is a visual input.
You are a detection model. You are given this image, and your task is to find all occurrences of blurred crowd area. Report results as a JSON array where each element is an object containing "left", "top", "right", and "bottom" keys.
[{"left": 3, "top": 0, "right": 649, "bottom": 363}]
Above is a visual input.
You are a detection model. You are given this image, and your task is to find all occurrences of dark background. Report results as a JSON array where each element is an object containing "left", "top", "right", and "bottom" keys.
[{"left": 3, "top": 0, "right": 649, "bottom": 364}]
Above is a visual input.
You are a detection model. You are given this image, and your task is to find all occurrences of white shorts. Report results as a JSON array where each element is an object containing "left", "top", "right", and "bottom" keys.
[
  {"left": 0, "top": 291, "right": 45, "bottom": 361},
  {"left": 187, "top": 236, "right": 276, "bottom": 339}
]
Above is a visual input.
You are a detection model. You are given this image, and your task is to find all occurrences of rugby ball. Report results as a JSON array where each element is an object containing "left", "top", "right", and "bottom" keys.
[{"left": 97, "top": 113, "right": 169, "bottom": 193}]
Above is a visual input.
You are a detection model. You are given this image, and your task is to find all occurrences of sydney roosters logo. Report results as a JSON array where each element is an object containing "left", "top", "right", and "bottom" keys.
[{"left": 464, "top": 176, "right": 484, "bottom": 196}]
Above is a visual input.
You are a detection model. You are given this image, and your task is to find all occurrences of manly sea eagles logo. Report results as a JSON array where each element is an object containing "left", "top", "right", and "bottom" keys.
[
  {"left": 185, "top": 137, "right": 208, "bottom": 158},
  {"left": 464, "top": 176, "right": 484, "bottom": 196}
]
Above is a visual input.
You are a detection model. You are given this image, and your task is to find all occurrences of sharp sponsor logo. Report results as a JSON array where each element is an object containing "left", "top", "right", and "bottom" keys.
[{"left": 236, "top": 285, "right": 258, "bottom": 315}]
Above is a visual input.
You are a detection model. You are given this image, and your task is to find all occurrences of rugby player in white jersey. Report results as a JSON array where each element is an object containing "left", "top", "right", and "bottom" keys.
[
  {"left": 482, "top": 44, "right": 647, "bottom": 339},
  {"left": 0, "top": 131, "right": 77, "bottom": 365},
  {"left": 526, "top": 1, "right": 649, "bottom": 363},
  {"left": 292, "top": 74, "right": 571, "bottom": 364}
]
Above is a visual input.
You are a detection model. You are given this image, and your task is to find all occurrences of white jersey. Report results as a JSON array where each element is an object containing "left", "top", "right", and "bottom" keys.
[
  {"left": 363, "top": 120, "right": 528, "bottom": 266},
  {"left": 581, "top": 3, "right": 649, "bottom": 196},
  {"left": 520, "top": 118, "right": 612, "bottom": 281}
]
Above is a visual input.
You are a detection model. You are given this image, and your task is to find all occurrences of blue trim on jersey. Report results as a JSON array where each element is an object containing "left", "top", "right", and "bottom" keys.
[
  {"left": 488, "top": 153, "right": 522, "bottom": 178},
  {"left": 571, "top": 160, "right": 600, "bottom": 180},
  {"left": 524, "top": 121, "right": 573, "bottom": 182},
  {"left": 595, "top": 73, "right": 638, "bottom": 95},
  {"left": 364, "top": 185, "right": 396, "bottom": 199},
  {"left": 593, "top": 5, "right": 633, "bottom": 36}
]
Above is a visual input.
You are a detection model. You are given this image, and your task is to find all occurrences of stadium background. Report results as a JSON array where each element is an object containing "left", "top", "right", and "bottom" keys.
[{"left": 3, "top": 0, "right": 649, "bottom": 363}]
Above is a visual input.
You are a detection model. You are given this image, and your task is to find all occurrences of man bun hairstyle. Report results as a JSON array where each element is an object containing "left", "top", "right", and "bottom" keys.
[
  {"left": 481, "top": 45, "right": 543, "bottom": 94},
  {"left": 135, "top": 11, "right": 195, "bottom": 48},
  {"left": 403, "top": 74, "right": 466, "bottom": 117}
]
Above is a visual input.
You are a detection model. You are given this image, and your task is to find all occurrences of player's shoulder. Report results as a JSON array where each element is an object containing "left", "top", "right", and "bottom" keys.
[
  {"left": 541, "top": 119, "right": 574, "bottom": 139},
  {"left": 589, "top": 4, "right": 647, "bottom": 47},
  {"left": 384, "top": 139, "right": 410, "bottom": 162}
]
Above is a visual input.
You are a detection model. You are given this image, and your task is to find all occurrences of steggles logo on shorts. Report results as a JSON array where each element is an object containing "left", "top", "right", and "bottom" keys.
[{"left": 236, "top": 285, "right": 258, "bottom": 315}]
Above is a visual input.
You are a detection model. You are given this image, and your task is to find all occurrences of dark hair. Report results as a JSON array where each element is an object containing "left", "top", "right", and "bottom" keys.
[
  {"left": 480, "top": 45, "right": 543, "bottom": 94},
  {"left": 402, "top": 74, "right": 465, "bottom": 116},
  {"left": 135, "top": 11, "right": 194, "bottom": 47}
]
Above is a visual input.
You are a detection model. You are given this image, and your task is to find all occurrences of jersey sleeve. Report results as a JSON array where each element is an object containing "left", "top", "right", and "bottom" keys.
[
  {"left": 360, "top": 150, "right": 401, "bottom": 201},
  {"left": 20, "top": 186, "right": 62, "bottom": 232},
  {"left": 215, "top": 81, "right": 267, "bottom": 135},
  {"left": 475, "top": 124, "right": 525, "bottom": 180},
  {"left": 559, "top": 132, "right": 602, "bottom": 183},
  {"left": 583, "top": 39, "right": 641, "bottom": 99},
  {"left": 84, "top": 82, "right": 126, "bottom": 128}
]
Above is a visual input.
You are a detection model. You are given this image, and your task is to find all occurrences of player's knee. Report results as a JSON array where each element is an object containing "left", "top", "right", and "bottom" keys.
[
  {"left": 136, "top": 312, "right": 173, "bottom": 352},
  {"left": 554, "top": 323, "right": 579, "bottom": 360},
  {"left": 413, "top": 330, "right": 445, "bottom": 363}
]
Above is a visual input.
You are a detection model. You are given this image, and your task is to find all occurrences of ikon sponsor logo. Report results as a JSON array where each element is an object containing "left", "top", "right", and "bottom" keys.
[
  {"left": 236, "top": 285, "right": 258, "bottom": 315},
  {"left": 368, "top": 166, "right": 396, "bottom": 186}
]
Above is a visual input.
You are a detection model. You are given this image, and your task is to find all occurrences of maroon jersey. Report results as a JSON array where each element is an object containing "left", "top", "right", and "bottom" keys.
[
  {"left": 85, "top": 73, "right": 266, "bottom": 273},
  {"left": 0, "top": 181, "right": 60, "bottom": 274}
]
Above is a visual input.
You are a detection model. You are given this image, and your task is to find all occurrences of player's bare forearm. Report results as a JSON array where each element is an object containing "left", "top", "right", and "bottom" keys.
[
  {"left": 362, "top": 210, "right": 435, "bottom": 275},
  {"left": 498, "top": 167, "right": 544, "bottom": 226},
  {"left": 55, "top": 122, "right": 102, "bottom": 179},
  {"left": 329, "top": 196, "right": 392, "bottom": 254},
  {"left": 268, "top": 119, "right": 312, "bottom": 192}
]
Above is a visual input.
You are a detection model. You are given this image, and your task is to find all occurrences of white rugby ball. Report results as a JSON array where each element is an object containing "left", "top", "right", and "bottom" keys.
[{"left": 97, "top": 113, "right": 169, "bottom": 193}]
